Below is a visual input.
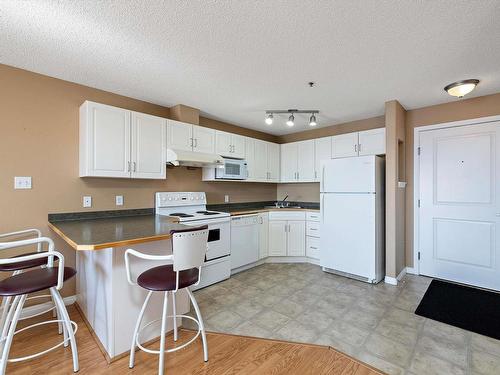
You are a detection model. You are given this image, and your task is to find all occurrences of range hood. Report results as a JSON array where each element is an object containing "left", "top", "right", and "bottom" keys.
[{"left": 166, "top": 148, "right": 224, "bottom": 168}]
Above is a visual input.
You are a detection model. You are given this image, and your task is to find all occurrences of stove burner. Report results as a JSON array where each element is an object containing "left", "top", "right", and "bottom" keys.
[
  {"left": 196, "top": 211, "right": 220, "bottom": 215},
  {"left": 170, "top": 213, "right": 194, "bottom": 218}
]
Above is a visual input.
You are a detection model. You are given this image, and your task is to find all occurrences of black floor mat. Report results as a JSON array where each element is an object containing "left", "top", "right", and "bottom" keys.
[{"left": 415, "top": 279, "right": 500, "bottom": 340}]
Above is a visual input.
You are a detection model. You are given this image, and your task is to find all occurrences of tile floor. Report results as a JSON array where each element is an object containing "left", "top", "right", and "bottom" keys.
[{"left": 185, "top": 263, "right": 500, "bottom": 375}]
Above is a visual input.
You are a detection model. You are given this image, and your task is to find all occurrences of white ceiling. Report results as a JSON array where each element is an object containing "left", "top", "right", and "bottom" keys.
[{"left": 1, "top": 1, "right": 499, "bottom": 135}]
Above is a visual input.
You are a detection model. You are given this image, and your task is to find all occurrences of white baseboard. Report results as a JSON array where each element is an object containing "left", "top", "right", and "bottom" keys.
[
  {"left": 18, "top": 295, "right": 76, "bottom": 319},
  {"left": 265, "top": 256, "right": 310, "bottom": 263},
  {"left": 384, "top": 267, "right": 407, "bottom": 286}
]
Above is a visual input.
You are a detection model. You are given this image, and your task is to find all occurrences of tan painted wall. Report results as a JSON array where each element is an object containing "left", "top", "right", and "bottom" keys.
[
  {"left": 405, "top": 92, "right": 500, "bottom": 267},
  {"left": 385, "top": 101, "right": 406, "bottom": 278},
  {"left": 0, "top": 64, "right": 277, "bottom": 296},
  {"left": 277, "top": 183, "right": 320, "bottom": 202}
]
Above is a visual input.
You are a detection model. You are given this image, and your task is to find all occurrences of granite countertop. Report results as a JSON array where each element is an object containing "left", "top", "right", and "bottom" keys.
[{"left": 48, "top": 214, "right": 187, "bottom": 251}]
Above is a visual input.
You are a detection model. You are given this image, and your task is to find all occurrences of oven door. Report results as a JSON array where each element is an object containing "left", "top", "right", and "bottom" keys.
[{"left": 183, "top": 218, "right": 230, "bottom": 261}]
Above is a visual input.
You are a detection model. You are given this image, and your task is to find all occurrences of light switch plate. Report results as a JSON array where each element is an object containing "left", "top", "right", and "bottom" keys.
[
  {"left": 14, "top": 176, "right": 32, "bottom": 189},
  {"left": 115, "top": 195, "right": 124, "bottom": 206},
  {"left": 224, "top": 195, "right": 230, "bottom": 203},
  {"left": 83, "top": 196, "right": 92, "bottom": 208}
]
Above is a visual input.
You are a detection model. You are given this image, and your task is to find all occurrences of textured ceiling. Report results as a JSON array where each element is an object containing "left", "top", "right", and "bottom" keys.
[{"left": 1, "top": 1, "right": 499, "bottom": 135}]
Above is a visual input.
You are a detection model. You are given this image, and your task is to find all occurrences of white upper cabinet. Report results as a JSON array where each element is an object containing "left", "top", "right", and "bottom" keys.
[
  {"left": 253, "top": 140, "right": 269, "bottom": 181},
  {"left": 215, "top": 131, "right": 245, "bottom": 159},
  {"left": 192, "top": 125, "right": 215, "bottom": 154},
  {"left": 280, "top": 142, "right": 298, "bottom": 182},
  {"left": 297, "top": 140, "right": 315, "bottom": 182},
  {"left": 167, "top": 120, "right": 215, "bottom": 154},
  {"left": 245, "top": 137, "right": 256, "bottom": 180},
  {"left": 314, "top": 137, "right": 332, "bottom": 182},
  {"left": 280, "top": 140, "right": 314, "bottom": 182},
  {"left": 166, "top": 119, "right": 192, "bottom": 151},
  {"left": 267, "top": 142, "right": 280, "bottom": 182},
  {"left": 80, "top": 101, "right": 166, "bottom": 179},
  {"left": 358, "top": 128, "right": 386, "bottom": 156},
  {"left": 332, "top": 132, "right": 359, "bottom": 158},
  {"left": 131, "top": 112, "right": 166, "bottom": 179}
]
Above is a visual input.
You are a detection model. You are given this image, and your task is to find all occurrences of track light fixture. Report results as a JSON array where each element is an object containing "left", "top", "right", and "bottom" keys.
[{"left": 264, "top": 109, "right": 319, "bottom": 128}]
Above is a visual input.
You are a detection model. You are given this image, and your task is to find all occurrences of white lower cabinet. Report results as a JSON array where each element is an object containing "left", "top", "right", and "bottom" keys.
[
  {"left": 268, "top": 211, "right": 306, "bottom": 257},
  {"left": 258, "top": 213, "right": 269, "bottom": 259},
  {"left": 306, "top": 236, "right": 320, "bottom": 260},
  {"left": 306, "top": 210, "right": 320, "bottom": 260}
]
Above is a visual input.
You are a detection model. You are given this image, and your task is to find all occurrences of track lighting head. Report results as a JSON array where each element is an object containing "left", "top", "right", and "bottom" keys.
[
  {"left": 265, "top": 113, "right": 273, "bottom": 125},
  {"left": 309, "top": 114, "right": 317, "bottom": 126},
  {"left": 286, "top": 114, "right": 295, "bottom": 127}
]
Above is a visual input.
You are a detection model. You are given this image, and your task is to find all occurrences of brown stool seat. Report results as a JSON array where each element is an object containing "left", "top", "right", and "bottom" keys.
[
  {"left": 0, "top": 267, "right": 76, "bottom": 296},
  {"left": 0, "top": 251, "right": 51, "bottom": 272},
  {"left": 137, "top": 265, "right": 199, "bottom": 291}
]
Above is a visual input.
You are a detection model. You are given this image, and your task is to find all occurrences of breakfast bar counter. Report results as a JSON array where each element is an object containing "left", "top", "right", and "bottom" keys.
[{"left": 48, "top": 211, "right": 191, "bottom": 362}]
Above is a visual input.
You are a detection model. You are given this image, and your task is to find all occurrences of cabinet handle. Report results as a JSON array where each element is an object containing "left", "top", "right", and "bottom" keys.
[
  {"left": 195, "top": 138, "right": 198, "bottom": 148},
  {"left": 310, "top": 247, "right": 318, "bottom": 250},
  {"left": 297, "top": 172, "right": 299, "bottom": 180},
  {"left": 190, "top": 138, "right": 193, "bottom": 147},
  {"left": 310, "top": 228, "right": 317, "bottom": 231},
  {"left": 133, "top": 162, "right": 136, "bottom": 172},
  {"left": 315, "top": 171, "right": 317, "bottom": 179},
  {"left": 359, "top": 143, "right": 362, "bottom": 152},
  {"left": 127, "top": 161, "right": 131, "bottom": 172},
  {"left": 355, "top": 144, "right": 357, "bottom": 153}
]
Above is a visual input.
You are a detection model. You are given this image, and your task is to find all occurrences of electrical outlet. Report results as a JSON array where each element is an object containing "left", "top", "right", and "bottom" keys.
[
  {"left": 83, "top": 196, "right": 92, "bottom": 208},
  {"left": 224, "top": 195, "right": 230, "bottom": 203},
  {"left": 115, "top": 195, "right": 124, "bottom": 206},
  {"left": 14, "top": 176, "right": 32, "bottom": 189}
]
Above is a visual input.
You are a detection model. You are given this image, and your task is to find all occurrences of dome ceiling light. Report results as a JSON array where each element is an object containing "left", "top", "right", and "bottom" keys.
[
  {"left": 264, "top": 109, "right": 319, "bottom": 128},
  {"left": 444, "top": 79, "right": 480, "bottom": 98}
]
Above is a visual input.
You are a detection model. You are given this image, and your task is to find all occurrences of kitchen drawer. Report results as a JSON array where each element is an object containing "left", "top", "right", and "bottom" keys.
[
  {"left": 306, "top": 211, "right": 320, "bottom": 222},
  {"left": 269, "top": 211, "right": 306, "bottom": 221},
  {"left": 306, "top": 221, "right": 321, "bottom": 237},
  {"left": 306, "top": 236, "right": 320, "bottom": 259}
]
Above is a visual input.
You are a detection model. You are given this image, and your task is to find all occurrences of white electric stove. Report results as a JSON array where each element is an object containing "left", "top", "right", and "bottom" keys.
[{"left": 155, "top": 192, "right": 231, "bottom": 289}]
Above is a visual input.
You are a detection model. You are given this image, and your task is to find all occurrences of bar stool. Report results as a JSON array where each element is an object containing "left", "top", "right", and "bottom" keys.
[
  {"left": 125, "top": 226, "right": 209, "bottom": 375},
  {"left": 0, "top": 237, "right": 78, "bottom": 374},
  {"left": 0, "top": 229, "right": 64, "bottom": 337}
]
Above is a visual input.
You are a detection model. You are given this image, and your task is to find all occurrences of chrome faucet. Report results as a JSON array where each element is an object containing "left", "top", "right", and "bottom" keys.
[{"left": 275, "top": 195, "right": 289, "bottom": 208}]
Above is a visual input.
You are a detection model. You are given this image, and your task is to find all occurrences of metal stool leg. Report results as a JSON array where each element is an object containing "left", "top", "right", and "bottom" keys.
[
  {"left": 172, "top": 291, "right": 178, "bottom": 342},
  {"left": 50, "top": 288, "right": 78, "bottom": 373},
  {"left": 187, "top": 288, "right": 208, "bottom": 362},
  {"left": 158, "top": 291, "right": 169, "bottom": 375},
  {"left": 0, "top": 295, "right": 26, "bottom": 375},
  {"left": 129, "top": 291, "right": 152, "bottom": 369}
]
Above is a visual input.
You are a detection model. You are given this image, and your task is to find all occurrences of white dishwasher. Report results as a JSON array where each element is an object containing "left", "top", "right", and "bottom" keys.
[{"left": 230, "top": 214, "right": 259, "bottom": 270}]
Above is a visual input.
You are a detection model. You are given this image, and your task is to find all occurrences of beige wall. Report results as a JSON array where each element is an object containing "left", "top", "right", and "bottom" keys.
[
  {"left": 0, "top": 64, "right": 277, "bottom": 296},
  {"left": 277, "top": 183, "right": 320, "bottom": 202},
  {"left": 405, "top": 92, "right": 500, "bottom": 267}
]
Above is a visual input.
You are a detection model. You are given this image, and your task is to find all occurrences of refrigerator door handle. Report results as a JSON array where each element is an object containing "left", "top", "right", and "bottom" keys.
[
  {"left": 321, "top": 194, "right": 324, "bottom": 222},
  {"left": 321, "top": 165, "right": 325, "bottom": 191}
]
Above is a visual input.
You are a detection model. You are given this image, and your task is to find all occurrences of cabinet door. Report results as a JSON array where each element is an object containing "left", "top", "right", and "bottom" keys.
[
  {"left": 258, "top": 213, "right": 269, "bottom": 259},
  {"left": 306, "top": 236, "right": 320, "bottom": 260},
  {"left": 297, "top": 140, "right": 315, "bottom": 182},
  {"left": 358, "top": 128, "right": 386, "bottom": 156},
  {"left": 245, "top": 138, "right": 255, "bottom": 180},
  {"left": 268, "top": 221, "right": 287, "bottom": 256},
  {"left": 332, "top": 132, "right": 358, "bottom": 158},
  {"left": 280, "top": 142, "right": 298, "bottom": 182},
  {"left": 192, "top": 125, "right": 215, "bottom": 154},
  {"left": 287, "top": 221, "right": 305, "bottom": 256},
  {"left": 254, "top": 140, "right": 268, "bottom": 181},
  {"left": 267, "top": 142, "right": 280, "bottom": 182},
  {"left": 215, "top": 131, "right": 233, "bottom": 157},
  {"left": 131, "top": 112, "right": 166, "bottom": 179},
  {"left": 314, "top": 137, "right": 332, "bottom": 181},
  {"left": 84, "top": 102, "right": 131, "bottom": 178},
  {"left": 167, "top": 120, "right": 193, "bottom": 151},
  {"left": 231, "top": 134, "right": 246, "bottom": 159}
]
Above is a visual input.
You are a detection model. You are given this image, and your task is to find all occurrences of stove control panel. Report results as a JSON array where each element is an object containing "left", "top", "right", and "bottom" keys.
[{"left": 156, "top": 192, "right": 207, "bottom": 207}]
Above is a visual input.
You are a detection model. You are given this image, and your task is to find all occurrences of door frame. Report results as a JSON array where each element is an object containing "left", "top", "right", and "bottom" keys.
[{"left": 413, "top": 114, "right": 500, "bottom": 275}]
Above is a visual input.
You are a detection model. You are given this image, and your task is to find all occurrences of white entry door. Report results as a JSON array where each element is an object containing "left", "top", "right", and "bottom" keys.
[{"left": 419, "top": 121, "right": 500, "bottom": 290}]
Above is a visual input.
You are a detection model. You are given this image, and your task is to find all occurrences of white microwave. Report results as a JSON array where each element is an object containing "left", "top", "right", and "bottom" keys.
[{"left": 215, "top": 158, "right": 248, "bottom": 180}]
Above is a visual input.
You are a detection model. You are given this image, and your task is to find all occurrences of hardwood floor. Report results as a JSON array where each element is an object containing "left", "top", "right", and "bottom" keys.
[{"left": 7, "top": 306, "right": 383, "bottom": 374}]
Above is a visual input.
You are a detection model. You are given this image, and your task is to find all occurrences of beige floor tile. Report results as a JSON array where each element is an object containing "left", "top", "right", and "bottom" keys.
[
  {"left": 271, "top": 298, "right": 305, "bottom": 318},
  {"left": 230, "top": 299, "right": 265, "bottom": 319},
  {"left": 392, "top": 289, "right": 423, "bottom": 312},
  {"left": 374, "top": 318, "right": 419, "bottom": 346},
  {"left": 325, "top": 320, "right": 371, "bottom": 346},
  {"left": 422, "top": 318, "right": 468, "bottom": 346},
  {"left": 416, "top": 333, "right": 467, "bottom": 368},
  {"left": 231, "top": 321, "right": 270, "bottom": 338},
  {"left": 470, "top": 332, "right": 500, "bottom": 357},
  {"left": 289, "top": 290, "right": 321, "bottom": 306},
  {"left": 205, "top": 310, "right": 244, "bottom": 332},
  {"left": 251, "top": 292, "right": 281, "bottom": 307},
  {"left": 342, "top": 306, "right": 381, "bottom": 329},
  {"left": 250, "top": 309, "right": 290, "bottom": 331},
  {"left": 384, "top": 307, "right": 423, "bottom": 329},
  {"left": 294, "top": 309, "right": 336, "bottom": 331},
  {"left": 275, "top": 320, "right": 319, "bottom": 343},
  {"left": 364, "top": 333, "right": 414, "bottom": 367},
  {"left": 315, "top": 334, "right": 359, "bottom": 357},
  {"left": 357, "top": 351, "right": 405, "bottom": 375},
  {"left": 471, "top": 349, "right": 500, "bottom": 375},
  {"left": 408, "top": 349, "right": 466, "bottom": 375}
]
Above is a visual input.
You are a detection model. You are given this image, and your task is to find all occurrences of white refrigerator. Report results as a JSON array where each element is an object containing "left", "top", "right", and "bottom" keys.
[{"left": 320, "top": 155, "right": 385, "bottom": 283}]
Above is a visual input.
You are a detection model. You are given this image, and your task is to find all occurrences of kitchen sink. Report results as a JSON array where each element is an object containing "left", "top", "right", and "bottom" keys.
[{"left": 263, "top": 205, "right": 302, "bottom": 209}]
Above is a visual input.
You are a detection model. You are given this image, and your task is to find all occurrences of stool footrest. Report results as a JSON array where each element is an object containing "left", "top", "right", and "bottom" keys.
[{"left": 136, "top": 314, "right": 200, "bottom": 355}]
